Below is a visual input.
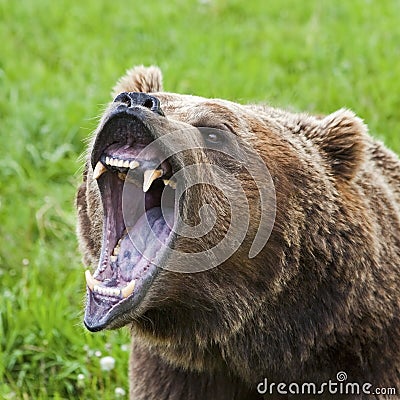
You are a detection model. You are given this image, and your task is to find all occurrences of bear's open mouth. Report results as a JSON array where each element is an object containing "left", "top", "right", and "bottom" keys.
[{"left": 84, "top": 109, "right": 178, "bottom": 331}]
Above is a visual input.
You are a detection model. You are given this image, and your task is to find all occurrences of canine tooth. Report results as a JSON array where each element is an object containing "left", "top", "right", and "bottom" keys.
[
  {"left": 129, "top": 160, "right": 139, "bottom": 169},
  {"left": 93, "top": 161, "right": 107, "bottom": 180},
  {"left": 85, "top": 270, "right": 102, "bottom": 291},
  {"left": 113, "top": 246, "right": 120, "bottom": 256},
  {"left": 121, "top": 280, "right": 136, "bottom": 298},
  {"left": 163, "top": 179, "right": 177, "bottom": 189},
  {"left": 143, "top": 169, "right": 163, "bottom": 192}
]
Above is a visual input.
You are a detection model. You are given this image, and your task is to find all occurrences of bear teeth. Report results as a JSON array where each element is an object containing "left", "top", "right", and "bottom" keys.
[
  {"left": 93, "top": 162, "right": 107, "bottom": 179},
  {"left": 143, "top": 169, "right": 163, "bottom": 192},
  {"left": 113, "top": 244, "right": 120, "bottom": 256},
  {"left": 95, "top": 157, "right": 175, "bottom": 192},
  {"left": 85, "top": 269, "right": 101, "bottom": 290},
  {"left": 93, "top": 285, "right": 121, "bottom": 297},
  {"left": 163, "top": 179, "right": 177, "bottom": 189},
  {"left": 104, "top": 156, "right": 140, "bottom": 169},
  {"left": 93, "top": 158, "right": 137, "bottom": 180},
  {"left": 120, "top": 279, "right": 136, "bottom": 298},
  {"left": 85, "top": 270, "right": 136, "bottom": 299}
]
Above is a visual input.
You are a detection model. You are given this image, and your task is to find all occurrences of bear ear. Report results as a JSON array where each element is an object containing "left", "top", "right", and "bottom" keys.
[
  {"left": 111, "top": 65, "right": 163, "bottom": 97},
  {"left": 317, "top": 109, "right": 367, "bottom": 180}
]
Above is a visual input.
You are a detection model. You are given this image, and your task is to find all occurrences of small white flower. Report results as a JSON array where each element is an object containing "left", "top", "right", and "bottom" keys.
[
  {"left": 77, "top": 373, "right": 86, "bottom": 388},
  {"left": 115, "top": 387, "right": 126, "bottom": 397},
  {"left": 120, "top": 344, "right": 129, "bottom": 352},
  {"left": 77, "top": 373, "right": 85, "bottom": 381},
  {"left": 95, "top": 350, "right": 102, "bottom": 357},
  {"left": 100, "top": 356, "right": 115, "bottom": 371}
]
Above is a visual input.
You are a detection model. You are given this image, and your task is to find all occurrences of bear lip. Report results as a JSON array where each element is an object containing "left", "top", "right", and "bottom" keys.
[{"left": 84, "top": 109, "right": 178, "bottom": 332}]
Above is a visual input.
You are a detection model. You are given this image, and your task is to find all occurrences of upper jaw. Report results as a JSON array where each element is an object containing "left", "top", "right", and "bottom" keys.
[{"left": 91, "top": 104, "right": 157, "bottom": 169}]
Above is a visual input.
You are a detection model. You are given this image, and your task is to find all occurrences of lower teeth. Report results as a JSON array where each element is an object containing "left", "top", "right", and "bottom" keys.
[
  {"left": 94, "top": 285, "right": 121, "bottom": 297},
  {"left": 85, "top": 270, "right": 136, "bottom": 298}
]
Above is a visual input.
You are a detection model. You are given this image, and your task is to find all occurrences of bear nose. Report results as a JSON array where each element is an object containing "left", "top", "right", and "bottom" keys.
[{"left": 113, "top": 92, "right": 164, "bottom": 116}]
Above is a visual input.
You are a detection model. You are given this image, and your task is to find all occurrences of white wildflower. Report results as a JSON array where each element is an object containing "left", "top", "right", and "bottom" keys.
[
  {"left": 100, "top": 356, "right": 115, "bottom": 371},
  {"left": 115, "top": 387, "right": 126, "bottom": 397},
  {"left": 120, "top": 344, "right": 129, "bottom": 352}
]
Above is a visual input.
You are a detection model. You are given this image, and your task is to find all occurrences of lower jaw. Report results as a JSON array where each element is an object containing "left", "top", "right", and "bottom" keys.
[
  {"left": 84, "top": 206, "right": 175, "bottom": 331},
  {"left": 84, "top": 268, "right": 156, "bottom": 331}
]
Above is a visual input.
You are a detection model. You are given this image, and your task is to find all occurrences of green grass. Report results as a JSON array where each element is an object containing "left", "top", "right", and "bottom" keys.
[{"left": 0, "top": 0, "right": 399, "bottom": 398}]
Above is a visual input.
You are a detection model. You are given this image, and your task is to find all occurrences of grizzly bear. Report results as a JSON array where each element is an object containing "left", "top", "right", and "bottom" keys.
[{"left": 76, "top": 66, "right": 400, "bottom": 399}]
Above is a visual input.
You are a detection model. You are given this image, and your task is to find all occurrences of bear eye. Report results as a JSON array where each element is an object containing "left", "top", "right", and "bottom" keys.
[
  {"left": 197, "top": 125, "right": 230, "bottom": 146},
  {"left": 204, "top": 131, "right": 222, "bottom": 144}
]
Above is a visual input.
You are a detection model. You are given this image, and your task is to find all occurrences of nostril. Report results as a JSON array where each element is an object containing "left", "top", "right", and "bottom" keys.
[
  {"left": 113, "top": 92, "right": 132, "bottom": 105},
  {"left": 143, "top": 98, "right": 155, "bottom": 109},
  {"left": 145, "top": 96, "right": 164, "bottom": 116}
]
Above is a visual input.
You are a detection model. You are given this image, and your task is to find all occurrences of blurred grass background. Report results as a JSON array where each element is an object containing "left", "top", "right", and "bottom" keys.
[{"left": 0, "top": 0, "right": 399, "bottom": 398}]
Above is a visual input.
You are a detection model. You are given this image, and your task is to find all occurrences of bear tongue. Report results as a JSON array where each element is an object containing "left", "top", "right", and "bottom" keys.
[{"left": 116, "top": 207, "right": 174, "bottom": 282}]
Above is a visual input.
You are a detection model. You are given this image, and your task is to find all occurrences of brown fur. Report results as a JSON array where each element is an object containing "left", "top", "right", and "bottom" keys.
[{"left": 77, "top": 66, "right": 400, "bottom": 399}]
